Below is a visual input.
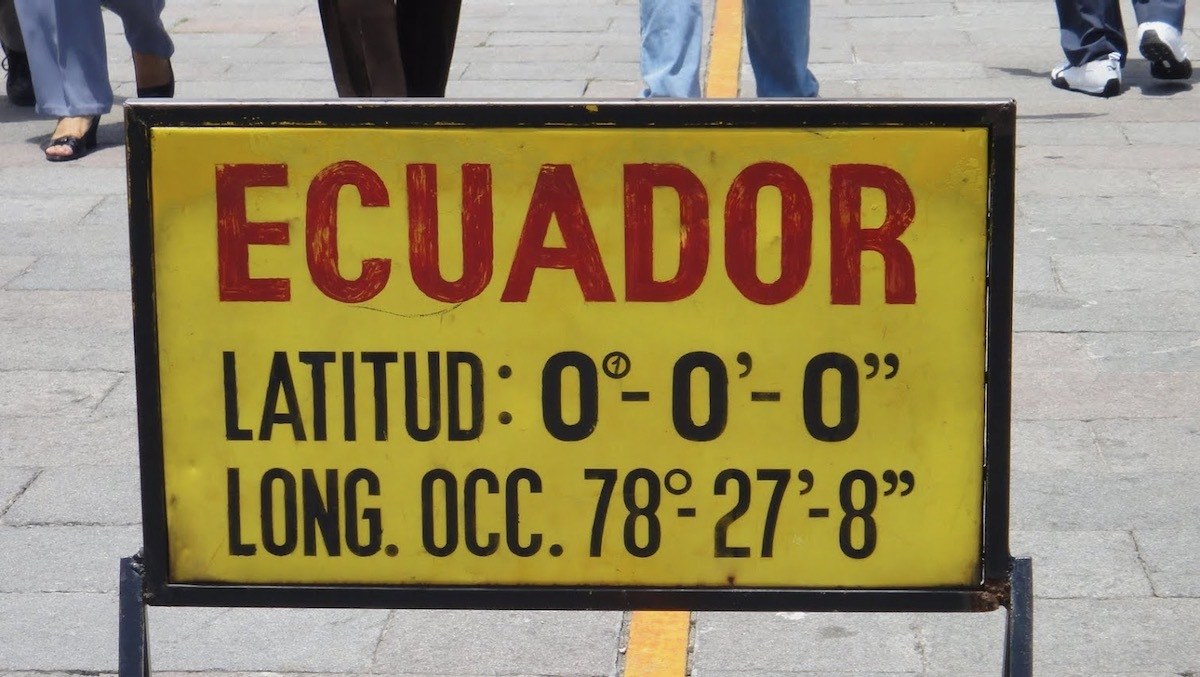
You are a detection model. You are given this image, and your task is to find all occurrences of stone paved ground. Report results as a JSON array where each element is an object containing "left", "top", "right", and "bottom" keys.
[{"left": 1, "top": 0, "right": 1198, "bottom": 674}]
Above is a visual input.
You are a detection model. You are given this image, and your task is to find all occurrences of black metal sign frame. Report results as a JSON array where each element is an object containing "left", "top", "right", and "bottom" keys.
[{"left": 125, "top": 99, "right": 1017, "bottom": 613}]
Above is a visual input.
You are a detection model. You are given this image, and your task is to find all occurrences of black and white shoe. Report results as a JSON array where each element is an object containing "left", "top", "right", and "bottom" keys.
[
  {"left": 1138, "top": 21, "right": 1193, "bottom": 80},
  {"left": 1051, "top": 52, "right": 1122, "bottom": 97},
  {"left": 1, "top": 44, "right": 35, "bottom": 107}
]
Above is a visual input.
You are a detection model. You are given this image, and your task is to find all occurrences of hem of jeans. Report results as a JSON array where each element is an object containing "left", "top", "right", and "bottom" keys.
[{"left": 35, "top": 105, "right": 112, "bottom": 117}]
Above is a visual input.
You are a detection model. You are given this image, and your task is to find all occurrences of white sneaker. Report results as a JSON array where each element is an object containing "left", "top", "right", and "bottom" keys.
[
  {"left": 1051, "top": 52, "right": 1122, "bottom": 97},
  {"left": 1138, "top": 21, "right": 1193, "bottom": 79}
]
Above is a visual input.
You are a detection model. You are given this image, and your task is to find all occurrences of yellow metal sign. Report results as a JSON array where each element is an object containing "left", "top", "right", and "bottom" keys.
[{"left": 145, "top": 118, "right": 989, "bottom": 589}]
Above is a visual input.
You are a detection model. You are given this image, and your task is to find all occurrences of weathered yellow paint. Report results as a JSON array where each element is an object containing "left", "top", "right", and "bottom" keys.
[
  {"left": 149, "top": 124, "right": 989, "bottom": 588},
  {"left": 625, "top": 612, "right": 691, "bottom": 677},
  {"left": 705, "top": 0, "right": 744, "bottom": 97}
]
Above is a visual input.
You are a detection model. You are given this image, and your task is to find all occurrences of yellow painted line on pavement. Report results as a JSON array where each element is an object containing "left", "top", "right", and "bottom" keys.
[
  {"left": 625, "top": 5, "right": 743, "bottom": 672},
  {"left": 705, "top": 0, "right": 744, "bottom": 97},
  {"left": 624, "top": 610, "right": 691, "bottom": 677}
]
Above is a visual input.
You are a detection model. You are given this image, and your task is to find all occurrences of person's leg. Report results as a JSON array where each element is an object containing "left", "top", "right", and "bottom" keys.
[
  {"left": 1055, "top": 0, "right": 1126, "bottom": 66},
  {"left": 102, "top": 0, "right": 174, "bottom": 93},
  {"left": 639, "top": 0, "right": 701, "bottom": 97},
  {"left": 103, "top": 0, "right": 172, "bottom": 57},
  {"left": 743, "top": 0, "right": 818, "bottom": 97},
  {"left": 1, "top": 0, "right": 35, "bottom": 106},
  {"left": 1132, "top": 0, "right": 1190, "bottom": 79},
  {"left": 15, "top": 0, "right": 111, "bottom": 117},
  {"left": 1131, "top": 0, "right": 1185, "bottom": 27},
  {"left": 0, "top": 0, "right": 25, "bottom": 51},
  {"left": 395, "top": 0, "right": 461, "bottom": 97}
]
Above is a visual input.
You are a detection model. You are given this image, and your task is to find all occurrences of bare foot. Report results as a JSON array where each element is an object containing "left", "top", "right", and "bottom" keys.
[
  {"left": 46, "top": 117, "right": 96, "bottom": 159},
  {"left": 133, "top": 52, "right": 173, "bottom": 90}
]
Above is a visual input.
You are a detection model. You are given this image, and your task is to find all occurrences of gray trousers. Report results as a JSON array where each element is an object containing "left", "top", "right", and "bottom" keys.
[
  {"left": 14, "top": 0, "right": 173, "bottom": 117},
  {"left": 0, "top": 0, "right": 22, "bottom": 51},
  {"left": 1056, "top": 0, "right": 1186, "bottom": 65}
]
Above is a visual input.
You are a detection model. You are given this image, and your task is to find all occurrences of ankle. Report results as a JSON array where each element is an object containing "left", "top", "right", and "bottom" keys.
[{"left": 133, "top": 52, "right": 172, "bottom": 88}]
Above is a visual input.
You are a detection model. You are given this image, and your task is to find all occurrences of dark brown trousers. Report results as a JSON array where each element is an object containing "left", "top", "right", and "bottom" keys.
[{"left": 318, "top": 0, "right": 461, "bottom": 97}]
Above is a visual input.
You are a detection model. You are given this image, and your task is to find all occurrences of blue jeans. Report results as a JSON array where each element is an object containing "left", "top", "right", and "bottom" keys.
[
  {"left": 1055, "top": 0, "right": 1185, "bottom": 66},
  {"left": 640, "top": 0, "right": 818, "bottom": 98},
  {"left": 15, "top": 0, "right": 174, "bottom": 116}
]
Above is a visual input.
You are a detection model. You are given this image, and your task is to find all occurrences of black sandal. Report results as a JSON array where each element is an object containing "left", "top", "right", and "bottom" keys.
[{"left": 44, "top": 116, "right": 99, "bottom": 162}]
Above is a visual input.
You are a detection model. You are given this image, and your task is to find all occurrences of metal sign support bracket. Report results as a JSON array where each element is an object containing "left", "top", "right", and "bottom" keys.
[{"left": 117, "top": 554, "right": 1033, "bottom": 677}]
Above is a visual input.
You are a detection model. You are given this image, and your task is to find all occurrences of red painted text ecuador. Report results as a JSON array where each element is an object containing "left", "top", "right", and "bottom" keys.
[{"left": 215, "top": 161, "right": 917, "bottom": 306}]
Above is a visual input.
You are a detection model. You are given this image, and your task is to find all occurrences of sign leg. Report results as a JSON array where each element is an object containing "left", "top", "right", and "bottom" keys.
[
  {"left": 1002, "top": 557, "right": 1033, "bottom": 677},
  {"left": 118, "top": 555, "right": 151, "bottom": 677}
]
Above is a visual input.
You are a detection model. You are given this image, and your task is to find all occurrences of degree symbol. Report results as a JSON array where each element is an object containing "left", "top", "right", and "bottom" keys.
[{"left": 664, "top": 469, "right": 692, "bottom": 495}]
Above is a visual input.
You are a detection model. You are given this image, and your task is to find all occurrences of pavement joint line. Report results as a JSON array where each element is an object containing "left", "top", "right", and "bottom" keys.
[
  {"left": 89, "top": 374, "right": 127, "bottom": 414},
  {"left": 1129, "top": 531, "right": 1162, "bottom": 597},
  {"left": 704, "top": 0, "right": 743, "bottom": 97},
  {"left": 622, "top": 610, "right": 691, "bottom": 677},
  {"left": 0, "top": 469, "right": 43, "bottom": 520}
]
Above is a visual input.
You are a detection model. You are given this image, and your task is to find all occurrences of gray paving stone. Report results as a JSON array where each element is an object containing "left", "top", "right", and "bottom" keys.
[
  {"left": 486, "top": 31, "right": 635, "bottom": 47},
  {"left": 0, "top": 468, "right": 38, "bottom": 516},
  {"left": 0, "top": 328, "right": 131, "bottom": 372},
  {"left": 0, "top": 592, "right": 116, "bottom": 671},
  {"left": 171, "top": 79, "right": 340, "bottom": 99},
  {"left": 1019, "top": 167, "right": 1158, "bottom": 199},
  {"left": 0, "top": 414, "right": 139, "bottom": 466},
  {"left": 0, "top": 194, "right": 103, "bottom": 230},
  {"left": 1019, "top": 221, "right": 1191, "bottom": 258},
  {"left": 1014, "top": 291, "right": 1200, "bottom": 333},
  {"left": 464, "top": 60, "right": 637, "bottom": 82},
  {"left": 223, "top": 61, "right": 336, "bottom": 82},
  {"left": 0, "top": 258, "right": 34, "bottom": 286},
  {"left": 446, "top": 80, "right": 587, "bottom": 98},
  {"left": 167, "top": 31, "right": 273, "bottom": 49},
  {"left": 371, "top": 610, "right": 622, "bottom": 675},
  {"left": 1133, "top": 529, "right": 1200, "bottom": 598},
  {"left": 148, "top": 607, "right": 388, "bottom": 672},
  {"left": 0, "top": 165, "right": 125, "bottom": 196},
  {"left": 1017, "top": 120, "right": 1129, "bottom": 147},
  {"left": 583, "top": 80, "right": 643, "bottom": 98},
  {"left": 6, "top": 254, "right": 131, "bottom": 292},
  {"left": 692, "top": 612, "right": 921, "bottom": 673},
  {"left": 1010, "top": 419, "right": 1105, "bottom": 473},
  {"left": 0, "top": 291, "right": 131, "bottom": 336},
  {"left": 1121, "top": 121, "right": 1200, "bottom": 145},
  {"left": 0, "top": 370, "right": 123, "bottom": 419},
  {"left": 0, "top": 196, "right": 130, "bottom": 259},
  {"left": 1011, "top": 332, "right": 1094, "bottom": 374},
  {"left": 2, "top": 466, "right": 140, "bottom": 526},
  {"left": 92, "top": 373, "right": 136, "bottom": 419},
  {"left": 1033, "top": 599, "right": 1200, "bottom": 674},
  {"left": 1053, "top": 253, "right": 1200, "bottom": 294},
  {"left": 822, "top": 62, "right": 990, "bottom": 80},
  {"left": 596, "top": 43, "right": 640, "bottom": 63},
  {"left": 1010, "top": 530, "right": 1153, "bottom": 598},
  {"left": 1011, "top": 471, "right": 1199, "bottom": 531},
  {"left": 911, "top": 611, "right": 1006, "bottom": 675},
  {"left": 1078, "top": 331, "right": 1200, "bottom": 373},
  {"left": 454, "top": 44, "right": 601, "bottom": 65},
  {"left": 1012, "top": 370, "right": 1200, "bottom": 420},
  {"left": 255, "top": 28, "right": 329, "bottom": 49},
  {"left": 460, "top": 11, "right": 620, "bottom": 34},
  {"left": 1013, "top": 251, "right": 1059, "bottom": 292},
  {"left": 0, "top": 290, "right": 132, "bottom": 371},
  {"left": 0, "top": 525, "right": 140, "bottom": 592},
  {"left": 1092, "top": 417, "right": 1200, "bottom": 472}
]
